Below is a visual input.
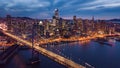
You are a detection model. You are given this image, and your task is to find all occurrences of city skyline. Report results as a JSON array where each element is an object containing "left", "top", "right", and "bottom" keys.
[
  {"left": 0, "top": 1, "right": 120, "bottom": 68},
  {"left": 0, "top": 0, "right": 120, "bottom": 19}
]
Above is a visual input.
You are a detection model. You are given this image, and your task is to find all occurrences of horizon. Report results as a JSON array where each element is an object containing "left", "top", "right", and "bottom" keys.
[{"left": 0, "top": 15, "right": 120, "bottom": 20}]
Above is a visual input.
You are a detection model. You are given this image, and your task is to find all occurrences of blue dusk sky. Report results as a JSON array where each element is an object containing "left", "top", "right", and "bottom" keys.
[{"left": 0, "top": 0, "right": 120, "bottom": 19}]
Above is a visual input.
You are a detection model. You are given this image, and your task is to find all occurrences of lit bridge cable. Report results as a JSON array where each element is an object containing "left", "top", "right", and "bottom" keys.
[{"left": 0, "top": 30, "right": 85, "bottom": 68}]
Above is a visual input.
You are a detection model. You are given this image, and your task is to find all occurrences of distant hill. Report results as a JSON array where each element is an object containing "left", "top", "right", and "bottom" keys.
[
  {"left": 13, "top": 17, "right": 33, "bottom": 20},
  {"left": 109, "top": 19, "right": 120, "bottom": 21}
]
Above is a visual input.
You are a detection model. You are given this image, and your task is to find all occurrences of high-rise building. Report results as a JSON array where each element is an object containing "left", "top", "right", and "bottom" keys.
[
  {"left": 73, "top": 15, "right": 77, "bottom": 34},
  {"left": 6, "top": 15, "right": 12, "bottom": 30},
  {"left": 51, "top": 9, "right": 60, "bottom": 37},
  {"left": 52, "top": 16, "right": 57, "bottom": 26},
  {"left": 54, "top": 9, "right": 59, "bottom": 19},
  {"left": 91, "top": 16, "right": 95, "bottom": 31},
  {"left": 58, "top": 18, "right": 63, "bottom": 36},
  {"left": 73, "top": 15, "right": 77, "bottom": 25},
  {"left": 73, "top": 16, "right": 76, "bottom": 21},
  {"left": 77, "top": 18, "right": 83, "bottom": 35},
  {"left": 52, "top": 9, "right": 60, "bottom": 26},
  {"left": 83, "top": 19, "right": 90, "bottom": 34},
  {"left": 38, "top": 21, "right": 44, "bottom": 37}
]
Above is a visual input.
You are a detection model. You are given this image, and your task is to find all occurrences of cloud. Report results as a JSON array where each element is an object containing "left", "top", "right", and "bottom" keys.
[
  {"left": 78, "top": 0, "right": 120, "bottom": 10},
  {"left": 0, "top": 0, "right": 120, "bottom": 19},
  {"left": 53, "top": 0, "right": 62, "bottom": 4},
  {"left": 0, "top": 0, "right": 50, "bottom": 11}
]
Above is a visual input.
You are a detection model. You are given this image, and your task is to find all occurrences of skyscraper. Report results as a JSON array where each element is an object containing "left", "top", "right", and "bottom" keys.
[
  {"left": 52, "top": 16, "right": 56, "bottom": 26},
  {"left": 51, "top": 9, "right": 60, "bottom": 37},
  {"left": 52, "top": 9, "right": 59, "bottom": 26},
  {"left": 6, "top": 15, "right": 12, "bottom": 31},
  {"left": 54, "top": 9, "right": 59, "bottom": 19},
  {"left": 91, "top": 16, "right": 95, "bottom": 31},
  {"left": 73, "top": 15, "right": 77, "bottom": 30}
]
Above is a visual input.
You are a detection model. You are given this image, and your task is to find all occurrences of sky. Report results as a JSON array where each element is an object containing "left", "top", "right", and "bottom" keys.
[{"left": 0, "top": 0, "right": 120, "bottom": 19}]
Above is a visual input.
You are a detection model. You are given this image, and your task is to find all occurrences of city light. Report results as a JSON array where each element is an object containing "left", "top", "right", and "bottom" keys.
[
  {"left": 0, "top": 6, "right": 120, "bottom": 68},
  {"left": 0, "top": 23, "right": 7, "bottom": 31}
]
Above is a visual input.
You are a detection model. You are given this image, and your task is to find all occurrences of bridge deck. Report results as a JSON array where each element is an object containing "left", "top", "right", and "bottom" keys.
[{"left": 1, "top": 30, "right": 85, "bottom": 68}]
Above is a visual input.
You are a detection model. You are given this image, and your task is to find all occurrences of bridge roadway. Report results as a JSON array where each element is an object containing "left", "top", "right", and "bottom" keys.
[{"left": 1, "top": 30, "right": 85, "bottom": 68}]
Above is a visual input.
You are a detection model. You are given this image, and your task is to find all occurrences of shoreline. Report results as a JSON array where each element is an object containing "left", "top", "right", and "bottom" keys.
[{"left": 38, "top": 34, "right": 108, "bottom": 46}]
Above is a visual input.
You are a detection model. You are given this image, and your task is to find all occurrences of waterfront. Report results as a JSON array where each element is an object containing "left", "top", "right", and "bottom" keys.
[
  {"left": 0, "top": 0, "right": 120, "bottom": 67},
  {"left": 43, "top": 39, "right": 120, "bottom": 68},
  {"left": 1, "top": 39, "right": 120, "bottom": 68}
]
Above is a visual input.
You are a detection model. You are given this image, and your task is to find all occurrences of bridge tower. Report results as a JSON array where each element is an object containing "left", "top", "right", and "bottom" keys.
[{"left": 29, "top": 23, "right": 40, "bottom": 65}]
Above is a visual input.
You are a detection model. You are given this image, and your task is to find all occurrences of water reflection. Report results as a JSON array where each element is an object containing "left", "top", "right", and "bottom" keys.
[{"left": 43, "top": 40, "right": 120, "bottom": 68}]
